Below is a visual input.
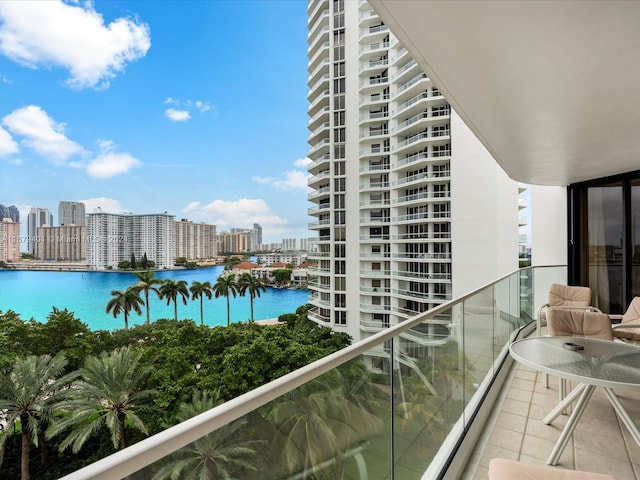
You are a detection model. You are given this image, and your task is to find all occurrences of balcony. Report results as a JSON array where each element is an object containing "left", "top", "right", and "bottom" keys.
[{"left": 65, "top": 266, "right": 617, "bottom": 480}]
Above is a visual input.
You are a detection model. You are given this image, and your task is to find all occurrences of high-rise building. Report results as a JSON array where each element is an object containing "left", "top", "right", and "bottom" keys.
[
  {"left": 217, "top": 230, "right": 251, "bottom": 254},
  {"left": 281, "top": 238, "right": 297, "bottom": 251},
  {"left": 306, "top": 0, "right": 518, "bottom": 344},
  {"left": 175, "top": 219, "right": 217, "bottom": 260},
  {"left": 35, "top": 225, "right": 86, "bottom": 261},
  {"left": 0, "top": 218, "right": 20, "bottom": 262},
  {"left": 253, "top": 223, "right": 263, "bottom": 247},
  {"left": 0, "top": 204, "right": 19, "bottom": 222},
  {"left": 27, "top": 207, "right": 53, "bottom": 254},
  {"left": 59, "top": 201, "right": 86, "bottom": 226},
  {"left": 86, "top": 213, "right": 175, "bottom": 270}
]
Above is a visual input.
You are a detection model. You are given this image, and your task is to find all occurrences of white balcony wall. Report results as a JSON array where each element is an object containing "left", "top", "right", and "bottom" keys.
[{"left": 450, "top": 110, "right": 519, "bottom": 297}]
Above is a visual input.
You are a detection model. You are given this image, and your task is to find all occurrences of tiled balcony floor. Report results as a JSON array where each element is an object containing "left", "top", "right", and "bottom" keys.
[{"left": 463, "top": 360, "right": 640, "bottom": 480}]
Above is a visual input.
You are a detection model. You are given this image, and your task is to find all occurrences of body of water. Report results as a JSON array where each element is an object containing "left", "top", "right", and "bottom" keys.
[{"left": 0, "top": 267, "right": 310, "bottom": 330}]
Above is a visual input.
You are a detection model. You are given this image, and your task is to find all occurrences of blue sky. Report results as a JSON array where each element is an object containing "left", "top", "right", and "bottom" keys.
[{"left": 0, "top": 1, "right": 311, "bottom": 243}]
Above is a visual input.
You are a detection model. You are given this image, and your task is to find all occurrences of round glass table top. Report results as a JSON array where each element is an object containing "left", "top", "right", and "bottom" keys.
[{"left": 509, "top": 336, "right": 640, "bottom": 389}]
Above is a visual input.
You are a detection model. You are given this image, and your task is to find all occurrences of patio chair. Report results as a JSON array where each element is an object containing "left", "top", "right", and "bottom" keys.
[
  {"left": 546, "top": 307, "right": 613, "bottom": 341},
  {"left": 537, "top": 284, "right": 594, "bottom": 336},
  {"left": 610, "top": 296, "right": 640, "bottom": 344},
  {"left": 544, "top": 307, "right": 612, "bottom": 395},
  {"left": 488, "top": 458, "right": 616, "bottom": 480}
]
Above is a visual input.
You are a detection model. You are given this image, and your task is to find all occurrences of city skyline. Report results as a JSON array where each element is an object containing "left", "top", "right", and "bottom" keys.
[{"left": 0, "top": 1, "right": 310, "bottom": 243}]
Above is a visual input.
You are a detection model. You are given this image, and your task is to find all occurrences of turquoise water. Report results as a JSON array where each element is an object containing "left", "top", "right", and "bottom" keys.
[{"left": 0, "top": 267, "right": 310, "bottom": 330}]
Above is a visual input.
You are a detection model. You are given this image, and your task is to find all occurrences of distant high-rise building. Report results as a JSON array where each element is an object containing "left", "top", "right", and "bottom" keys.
[
  {"left": 59, "top": 201, "right": 86, "bottom": 226},
  {"left": 0, "top": 218, "right": 20, "bottom": 262},
  {"left": 28, "top": 207, "right": 53, "bottom": 254},
  {"left": 86, "top": 212, "right": 175, "bottom": 270},
  {"left": 253, "top": 223, "right": 263, "bottom": 246},
  {"left": 218, "top": 231, "right": 251, "bottom": 254},
  {"left": 36, "top": 225, "right": 86, "bottom": 261},
  {"left": 175, "top": 219, "right": 217, "bottom": 260},
  {"left": 281, "top": 238, "right": 297, "bottom": 251},
  {"left": 299, "top": 237, "right": 316, "bottom": 252},
  {"left": 0, "top": 204, "right": 19, "bottom": 222},
  {"left": 306, "top": 1, "right": 518, "bottom": 345}
]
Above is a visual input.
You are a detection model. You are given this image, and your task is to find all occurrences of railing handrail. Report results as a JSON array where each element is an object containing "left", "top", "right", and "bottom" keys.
[{"left": 60, "top": 265, "right": 564, "bottom": 480}]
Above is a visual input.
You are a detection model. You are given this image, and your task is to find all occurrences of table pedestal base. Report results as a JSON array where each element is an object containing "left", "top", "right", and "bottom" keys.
[{"left": 542, "top": 384, "right": 640, "bottom": 465}]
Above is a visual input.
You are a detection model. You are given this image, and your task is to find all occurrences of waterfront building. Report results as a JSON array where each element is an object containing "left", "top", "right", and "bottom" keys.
[
  {"left": 34, "top": 225, "right": 86, "bottom": 261},
  {"left": 27, "top": 207, "right": 53, "bottom": 254},
  {"left": 0, "top": 218, "right": 20, "bottom": 262},
  {"left": 175, "top": 219, "right": 217, "bottom": 260},
  {"left": 58, "top": 201, "right": 86, "bottom": 226},
  {"left": 253, "top": 223, "right": 263, "bottom": 247},
  {"left": 0, "top": 204, "right": 19, "bottom": 223},
  {"left": 306, "top": 0, "right": 518, "bottom": 345},
  {"left": 255, "top": 252, "right": 308, "bottom": 267},
  {"left": 255, "top": 242, "right": 282, "bottom": 252},
  {"left": 86, "top": 212, "right": 175, "bottom": 270},
  {"left": 218, "top": 230, "right": 251, "bottom": 254}
]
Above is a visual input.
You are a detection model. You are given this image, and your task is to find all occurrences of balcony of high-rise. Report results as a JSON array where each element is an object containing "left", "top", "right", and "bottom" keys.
[{"left": 57, "top": 2, "right": 640, "bottom": 480}]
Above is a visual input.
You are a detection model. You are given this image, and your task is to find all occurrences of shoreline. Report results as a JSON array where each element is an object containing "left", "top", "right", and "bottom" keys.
[{"left": 0, "top": 262, "right": 222, "bottom": 273}]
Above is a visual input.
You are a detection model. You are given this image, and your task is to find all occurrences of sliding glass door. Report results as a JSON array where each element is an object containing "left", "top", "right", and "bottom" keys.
[{"left": 570, "top": 172, "right": 640, "bottom": 314}]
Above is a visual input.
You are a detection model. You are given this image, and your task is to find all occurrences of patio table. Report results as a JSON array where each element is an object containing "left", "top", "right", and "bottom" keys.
[{"left": 509, "top": 336, "right": 640, "bottom": 465}]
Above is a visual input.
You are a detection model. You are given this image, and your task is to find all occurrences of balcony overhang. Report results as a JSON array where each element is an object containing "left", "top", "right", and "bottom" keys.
[{"left": 370, "top": 0, "right": 640, "bottom": 186}]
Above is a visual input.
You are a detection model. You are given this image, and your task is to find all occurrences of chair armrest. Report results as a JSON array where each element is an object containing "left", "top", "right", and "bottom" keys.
[
  {"left": 547, "top": 305, "right": 602, "bottom": 313},
  {"left": 613, "top": 323, "right": 640, "bottom": 330},
  {"left": 608, "top": 314, "right": 623, "bottom": 324}
]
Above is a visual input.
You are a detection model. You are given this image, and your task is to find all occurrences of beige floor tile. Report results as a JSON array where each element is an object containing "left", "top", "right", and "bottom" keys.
[
  {"left": 521, "top": 430, "right": 573, "bottom": 466},
  {"left": 470, "top": 465, "right": 489, "bottom": 480},
  {"left": 477, "top": 444, "right": 519, "bottom": 469},
  {"left": 487, "top": 426, "right": 524, "bottom": 453},
  {"left": 509, "top": 377, "right": 535, "bottom": 392},
  {"left": 494, "top": 411, "right": 527, "bottom": 433},
  {"left": 574, "top": 448, "right": 637, "bottom": 480},
  {"left": 500, "top": 397, "right": 530, "bottom": 417},
  {"left": 506, "top": 386, "right": 533, "bottom": 403}
]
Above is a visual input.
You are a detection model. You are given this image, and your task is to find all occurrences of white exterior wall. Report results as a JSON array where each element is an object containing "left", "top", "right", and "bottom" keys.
[
  {"left": 450, "top": 111, "right": 519, "bottom": 297},
  {"left": 86, "top": 213, "right": 175, "bottom": 270},
  {"left": 306, "top": 0, "right": 520, "bottom": 348},
  {"left": 530, "top": 185, "right": 567, "bottom": 267}
]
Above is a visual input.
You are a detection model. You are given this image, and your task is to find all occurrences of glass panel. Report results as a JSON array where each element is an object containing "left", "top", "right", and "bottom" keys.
[
  {"left": 60, "top": 266, "right": 570, "bottom": 480},
  {"left": 135, "top": 355, "right": 393, "bottom": 480},
  {"left": 587, "top": 184, "right": 624, "bottom": 312},
  {"left": 392, "top": 306, "right": 461, "bottom": 479}
]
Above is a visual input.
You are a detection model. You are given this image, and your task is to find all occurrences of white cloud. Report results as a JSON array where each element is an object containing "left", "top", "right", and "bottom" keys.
[
  {"left": 79, "top": 197, "right": 127, "bottom": 214},
  {"left": 164, "top": 108, "right": 191, "bottom": 122},
  {"left": 294, "top": 157, "right": 311, "bottom": 168},
  {"left": 194, "top": 100, "right": 210, "bottom": 112},
  {"left": 252, "top": 158, "right": 311, "bottom": 190},
  {"left": 0, "top": 1, "right": 150, "bottom": 89},
  {"left": 0, "top": 125, "right": 19, "bottom": 156},
  {"left": 86, "top": 151, "right": 141, "bottom": 178},
  {"left": 182, "top": 201, "right": 201, "bottom": 212},
  {"left": 2, "top": 105, "right": 85, "bottom": 164},
  {"left": 252, "top": 175, "right": 275, "bottom": 184},
  {"left": 182, "top": 198, "right": 288, "bottom": 231},
  {"left": 163, "top": 98, "right": 210, "bottom": 121}
]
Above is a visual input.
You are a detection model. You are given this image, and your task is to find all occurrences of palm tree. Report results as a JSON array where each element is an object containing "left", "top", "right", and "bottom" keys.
[
  {"left": 189, "top": 280, "right": 213, "bottom": 326},
  {"left": 106, "top": 286, "right": 144, "bottom": 330},
  {"left": 152, "top": 390, "right": 262, "bottom": 480},
  {"left": 47, "top": 346, "right": 155, "bottom": 453},
  {"left": 237, "top": 273, "right": 266, "bottom": 323},
  {"left": 212, "top": 273, "right": 238, "bottom": 326},
  {"left": 134, "top": 270, "right": 162, "bottom": 324},
  {"left": 159, "top": 279, "right": 190, "bottom": 321},
  {"left": 268, "top": 383, "right": 342, "bottom": 480},
  {"left": 0, "top": 353, "right": 75, "bottom": 480}
]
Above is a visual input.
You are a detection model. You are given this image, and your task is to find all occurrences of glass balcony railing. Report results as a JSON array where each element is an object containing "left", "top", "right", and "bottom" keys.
[{"left": 60, "top": 266, "right": 567, "bottom": 480}]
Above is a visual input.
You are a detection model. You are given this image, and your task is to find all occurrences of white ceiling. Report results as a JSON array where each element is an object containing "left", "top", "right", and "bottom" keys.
[{"left": 370, "top": 1, "right": 640, "bottom": 186}]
